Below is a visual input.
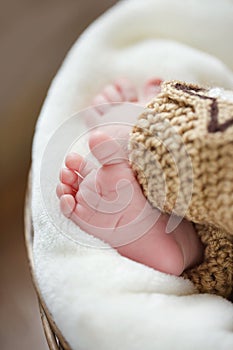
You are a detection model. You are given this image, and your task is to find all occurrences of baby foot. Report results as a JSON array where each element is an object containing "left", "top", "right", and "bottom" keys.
[
  {"left": 85, "top": 77, "right": 163, "bottom": 155},
  {"left": 57, "top": 132, "right": 203, "bottom": 276},
  {"left": 92, "top": 77, "right": 138, "bottom": 115},
  {"left": 84, "top": 77, "right": 139, "bottom": 134},
  {"left": 91, "top": 77, "right": 162, "bottom": 114},
  {"left": 57, "top": 78, "right": 203, "bottom": 275}
]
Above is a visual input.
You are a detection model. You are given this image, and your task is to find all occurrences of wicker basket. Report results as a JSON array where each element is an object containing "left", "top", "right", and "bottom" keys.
[{"left": 24, "top": 177, "right": 72, "bottom": 350}]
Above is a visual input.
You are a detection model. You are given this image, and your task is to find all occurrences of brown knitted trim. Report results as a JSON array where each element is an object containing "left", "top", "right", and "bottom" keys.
[{"left": 174, "top": 82, "right": 233, "bottom": 132}]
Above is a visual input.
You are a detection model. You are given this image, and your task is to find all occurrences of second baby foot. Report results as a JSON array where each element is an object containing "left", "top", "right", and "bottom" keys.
[
  {"left": 57, "top": 132, "right": 203, "bottom": 276},
  {"left": 86, "top": 77, "right": 163, "bottom": 146},
  {"left": 88, "top": 77, "right": 162, "bottom": 121}
]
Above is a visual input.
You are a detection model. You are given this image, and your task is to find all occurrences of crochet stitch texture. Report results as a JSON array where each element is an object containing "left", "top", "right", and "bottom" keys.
[{"left": 129, "top": 81, "right": 233, "bottom": 298}]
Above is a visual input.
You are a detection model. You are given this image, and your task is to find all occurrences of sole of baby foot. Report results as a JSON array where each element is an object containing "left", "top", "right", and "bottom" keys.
[
  {"left": 57, "top": 76, "right": 204, "bottom": 277},
  {"left": 57, "top": 130, "right": 203, "bottom": 276}
]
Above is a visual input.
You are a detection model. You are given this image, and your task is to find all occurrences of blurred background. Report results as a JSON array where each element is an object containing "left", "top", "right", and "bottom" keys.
[{"left": 0, "top": 0, "right": 117, "bottom": 349}]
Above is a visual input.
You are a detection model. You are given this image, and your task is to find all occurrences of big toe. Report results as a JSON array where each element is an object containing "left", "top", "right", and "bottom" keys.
[{"left": 89, "top": 131, "right": 128, "bottom": 167}]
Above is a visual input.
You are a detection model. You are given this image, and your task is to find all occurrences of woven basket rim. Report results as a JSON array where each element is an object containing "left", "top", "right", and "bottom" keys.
[{"left": 24, "top": 172, "right": 72, "bottom": 350}]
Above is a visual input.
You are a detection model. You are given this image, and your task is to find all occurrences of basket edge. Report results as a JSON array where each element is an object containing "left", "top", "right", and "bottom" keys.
[{"left": 24, "top": 171, "right": 72, "bottom": 350}]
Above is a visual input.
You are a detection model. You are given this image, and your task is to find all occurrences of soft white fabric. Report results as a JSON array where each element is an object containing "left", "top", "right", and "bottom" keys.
[{"left": 32, "top": 0, "right": 233, "bottom": 349}]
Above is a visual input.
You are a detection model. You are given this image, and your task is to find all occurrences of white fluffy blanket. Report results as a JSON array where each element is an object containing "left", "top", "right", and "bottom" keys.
[{"left": 32, "top": 0, "right": 233, "bottom": 349}]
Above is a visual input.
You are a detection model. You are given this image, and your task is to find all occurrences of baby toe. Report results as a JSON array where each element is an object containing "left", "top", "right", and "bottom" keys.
[
  {"left": 92, "top": 93, "right": 111, "bottom": 115},
  {"left": 65, "top": 152, "right": 96, "bottom": 178},
  {"left": 115, "top": 78, "right": 138, "bottom": 102},
  {"left": 60, "top": 167, "right": 78, "bottom": 186},
  {"left": 56, "top": 183, "right": 74, "bottom": 198},
  {"left": 102, "top": 84, "right": 123, "bottom": 103},
  {"left": 89, "top": 131, "right": 128, "bottom": 166},
  {"left": 60, "top": 194, "right": 76, "bottom": 217}
]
